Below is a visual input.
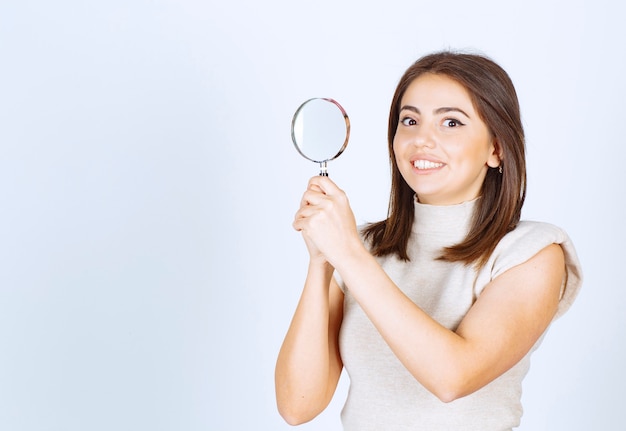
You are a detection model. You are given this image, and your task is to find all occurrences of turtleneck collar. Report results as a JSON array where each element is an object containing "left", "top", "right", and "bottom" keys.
[{"left": 411, "top": 197, "right": 478, "bottom": 245}]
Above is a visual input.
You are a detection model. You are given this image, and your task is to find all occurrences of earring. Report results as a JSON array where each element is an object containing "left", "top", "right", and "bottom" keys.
[{"left": 498, "top": 165, "right": 503, "bottom": 174}]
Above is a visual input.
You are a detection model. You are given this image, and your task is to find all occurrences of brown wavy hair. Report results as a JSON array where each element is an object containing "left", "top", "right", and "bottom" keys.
[{"left": 362, "top": 51, "right": 526, "bottom": 268}]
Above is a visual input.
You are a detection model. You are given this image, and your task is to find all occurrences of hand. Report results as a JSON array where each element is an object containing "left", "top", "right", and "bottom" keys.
[{"left": 293, "top": 176, "right": 361, "bottom": 267}]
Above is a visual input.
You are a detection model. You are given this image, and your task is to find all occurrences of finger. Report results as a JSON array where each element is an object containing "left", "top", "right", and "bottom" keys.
[
  {"left": 308, "top": 175, "right": 340, "bottom": 196},
  {"left": 294, "top": 204, "right": 321, "bottom": 224},
  {"left": 292, "top": 208, "right": 317, "bottom": 232},
  {"left": 292, "top": 218, "right": 303, "bottom": 232},
  {"left": 307, "top": 183, "right": 324, "bottom": 194},
  {"left": 300, "top": 188, "right": 327, "bottom": 207}
]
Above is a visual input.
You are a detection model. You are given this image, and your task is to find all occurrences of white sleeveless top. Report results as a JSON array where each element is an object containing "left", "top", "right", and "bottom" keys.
[{"left": 338, "top": 199, "right": 583, "bottom": 431}]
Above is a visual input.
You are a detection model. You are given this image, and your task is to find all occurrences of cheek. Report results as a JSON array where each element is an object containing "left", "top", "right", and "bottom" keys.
[{"left": 458, "top": 137, "right": 492, "bottom": 162}]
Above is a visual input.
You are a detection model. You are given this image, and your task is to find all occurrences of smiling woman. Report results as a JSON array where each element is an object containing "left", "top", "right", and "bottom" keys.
[
  {"left": 275, "top": 51, "right": 583, "bottom": 431},
  {"left": 393, "top": 74, "right": 501, "bottom": 206}
]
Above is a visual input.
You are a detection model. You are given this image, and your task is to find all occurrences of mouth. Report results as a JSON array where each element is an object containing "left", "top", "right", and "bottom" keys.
[{"left": 413, "top": 159, "right": 445, "bottom": 170}]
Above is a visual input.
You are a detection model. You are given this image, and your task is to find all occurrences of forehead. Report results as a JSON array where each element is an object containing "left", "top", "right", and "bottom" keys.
[{"left": 401, "top": 73, "right": 475, "bottom": 110}]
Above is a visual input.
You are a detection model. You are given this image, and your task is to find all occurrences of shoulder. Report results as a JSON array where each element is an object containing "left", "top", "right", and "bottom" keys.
[
  {"left": 493, "top": 221, "right": 569, "bottom": 262},
  {"left": 484, "top": 221, "right": 583, "bottom": 319},
  {"left": 491, "top": 222, "right": 571, "bottom": 269}
]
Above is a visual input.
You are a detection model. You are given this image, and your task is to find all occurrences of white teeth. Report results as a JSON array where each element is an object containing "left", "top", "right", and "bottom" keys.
[{"left": 413, "top": 160, "right": 444, "bottom": 169}]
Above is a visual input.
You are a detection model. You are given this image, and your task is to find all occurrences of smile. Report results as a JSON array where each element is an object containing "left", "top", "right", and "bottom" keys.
[{"left": 413, "top": 160, "right": 444, "bottom": 170}]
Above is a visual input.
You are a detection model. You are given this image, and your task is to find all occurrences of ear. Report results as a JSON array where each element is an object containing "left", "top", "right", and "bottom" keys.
[{"left": 487, "top": 138, "right": 503, "bottom": 168}]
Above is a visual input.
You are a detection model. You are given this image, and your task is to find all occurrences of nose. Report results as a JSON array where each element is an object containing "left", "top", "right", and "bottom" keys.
[{"left": 411, "top": 123, "right": 435, "bottom": 149}]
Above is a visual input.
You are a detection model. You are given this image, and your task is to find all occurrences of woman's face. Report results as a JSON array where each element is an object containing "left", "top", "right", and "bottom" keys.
[{"left": 393, "top": 73, "right": 501, "bottom": 206}]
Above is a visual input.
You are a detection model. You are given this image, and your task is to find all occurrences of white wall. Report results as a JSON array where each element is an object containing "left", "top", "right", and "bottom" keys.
[{"left": 0, "top": 0, "right": 623, "bottom": 429}]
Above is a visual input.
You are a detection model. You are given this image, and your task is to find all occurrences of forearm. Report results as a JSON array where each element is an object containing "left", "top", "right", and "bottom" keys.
[
  {"left": 335, "top": 242, "right": 564, "bottom": 402},
  {"left": 334, "top": 245, "right": 470, "bottom": 401},
  {"left": 275, "top": 260, "right": 342, "bottom": 423}
]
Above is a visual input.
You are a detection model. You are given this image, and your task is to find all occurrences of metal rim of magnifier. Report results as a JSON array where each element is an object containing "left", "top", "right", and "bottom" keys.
[{"left": 290, "top": 97, "right": 351, "bottom": 163}]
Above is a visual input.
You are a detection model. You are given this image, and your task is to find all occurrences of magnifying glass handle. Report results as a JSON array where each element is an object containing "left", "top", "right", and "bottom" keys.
[{"left": 319, "top": 161, "right": 329, "bottom": 176}]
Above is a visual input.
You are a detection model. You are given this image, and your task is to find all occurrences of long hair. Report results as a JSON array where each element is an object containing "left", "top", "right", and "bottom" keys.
[{"left": 363, "top": 51, "right": 526, "bottom": 268}]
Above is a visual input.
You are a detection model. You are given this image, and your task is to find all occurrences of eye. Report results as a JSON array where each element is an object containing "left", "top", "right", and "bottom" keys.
[
  {"left": 401, "top": 117, "right": 417, "bottom": 126},
  {"left": 443, "top": 118, "right": 464, "bottom": 128}
]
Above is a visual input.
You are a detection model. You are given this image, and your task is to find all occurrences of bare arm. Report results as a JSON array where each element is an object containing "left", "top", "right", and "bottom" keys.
[
  {"left": 274, "top": 262, "right": 344, "bottom": 425},
  {"left": 296, "top": 175, "right": 565, "bottom": 402},
  {"left": 336, "top": 240, "right": 563, "bottom": 402}
]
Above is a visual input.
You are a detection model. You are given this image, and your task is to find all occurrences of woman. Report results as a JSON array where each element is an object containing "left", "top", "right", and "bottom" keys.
[{"left": 275, "top": 51, "right": 582, "bottom": 431}]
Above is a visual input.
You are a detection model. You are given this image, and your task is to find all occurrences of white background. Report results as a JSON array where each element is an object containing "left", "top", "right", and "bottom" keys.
[{"left": 0, "top": 0, "right": 623, "bottom": 429}]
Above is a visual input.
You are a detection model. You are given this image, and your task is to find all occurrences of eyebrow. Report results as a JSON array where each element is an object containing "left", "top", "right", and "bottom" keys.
[{"left": 400, "top": 105, "right": 471, "bottom": 118}]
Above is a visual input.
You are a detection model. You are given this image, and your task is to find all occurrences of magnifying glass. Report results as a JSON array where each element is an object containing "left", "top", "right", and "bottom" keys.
[{"left": 290, "top": 98, "right": 350, "bottom": 176}]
